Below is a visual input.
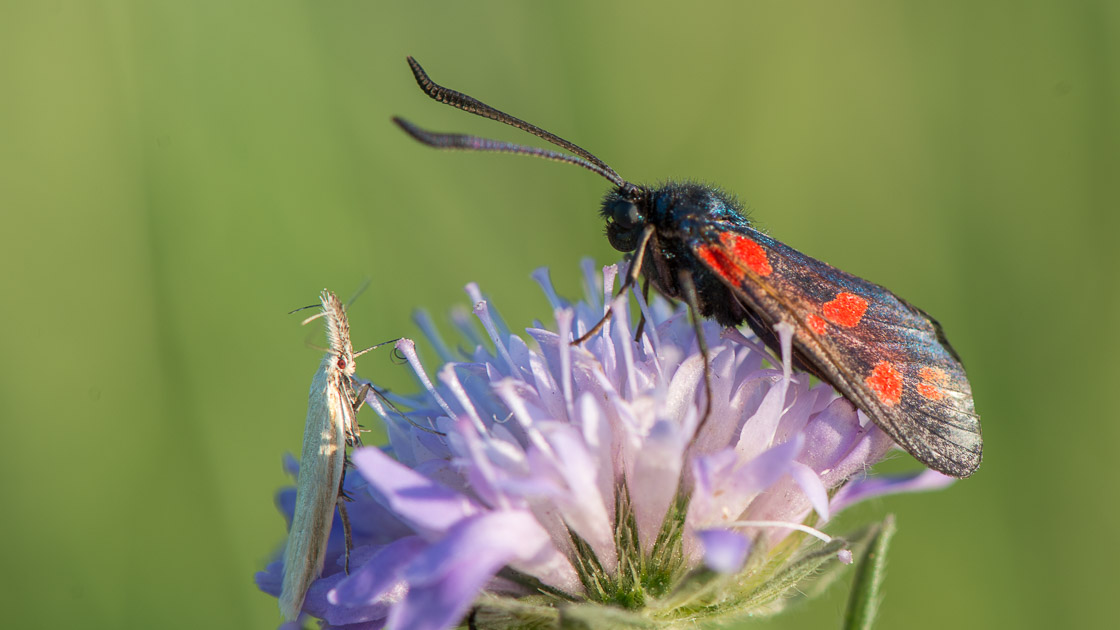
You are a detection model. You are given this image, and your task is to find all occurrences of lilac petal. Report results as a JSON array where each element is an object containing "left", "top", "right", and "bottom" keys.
[
  {"left": 630, "top": 419, "right": 687, "bottom": 554},
  {"left": 452, "top": 415, "right": 523, "bottom": 512},
  {"left": 799, "top": 397, "right": 863, "bottom": 473},
  {"left": 391, "top": 570, "right": 495, "bottom": 630},
  {"left": 255, "top": 559, "right": 283, "bottom": 597},
  {"left": 323, "top": 586, "right": 393, "bottom": 625},
  {"left": 600, "top": 296, "right": 633, "bottom": 388},
  {"left": 698, "top": 529, "right": 751, "bottom": 574},
  {"left": 688, "top": 346, "right": 741, "bottom": 453},
  {"left": 403, "top": 511, "right": 550, "bottom": 585},
  {"left": 743, "top": 423, "right": 912, "bottom": 531},
  {"left": 471, "top": 297, "right": 520, "bottom": 379},
  {"left": 329, "top": 537, "right": 426, "bottom": 609},
  {"left": 830, "top": 468, "right": 956, "bottom": 513},
  {"left": 818, "top": 420, "right": 897, "bottom": 490},
  {"left": 454, "top": 362, "right": 508, "bottom": 422},
  {"left": 735, "top": 370, "right": 791, "bottom": 462},
  {"left": 466, "top": 282, "right": 512, "bottom": 343},
  {"left": 282, "top": 452, "right": 300, "bottom": 477},
  {"left": 630, "top": 282, "right": 664, "bottom": 367},
  {"left": 687, "top": 434, "right": 803, "bottom": 532},
  {"left": 339, "top": 474, "right": 415, "bottom": 546},
  {"left": 412, "top": 308, "right": 456, "bottom": 364},
  {"left": 552, "top": 310, "right": 575, "bottom": 414},
  {"left": 739, "top": 401, "right": 867, "bottom": 528},
  {"left": 395, "top": 338, "right": 457, "bottom": 419},
  {"left": 599, "top": 265, "right": 618, "bottom": 317},
  {"left": 438, "top": 364, "right": 488, "bottom": 435},
  {"left": 650, "top": 311, "right": 689, "bottom": 375},
  {"left": 389, "top": 511, "right": 555, "bottom": 630},
  {"left": 774, "top": 322, "right": 794, "bottom": 379},
  {"left": 579, "top": 258, "right": 604, "bottom": 313},
  {"left": 506, "top": 332, "right": 534, "bottom": 384},
  {"left": 530, "top": 266, "right": 566, "bottom": 312},
  {"left": 722, "top": 326, "right": 776, "bottom": 364},
  {"left": 575, "top": 392, "right": 616, "bottom": 525},
  {"left": 526, "top": 344, "right": 564, "bottom": 421},
  {"left": 686, "top": 449, "right": 740, "bottom": 531},
  {"left": 275, "top": 486, "right": 296, "bottom": 524},
  {"left": 351, "top": 447, "right": 479, "bottom": 534},
  {"left": 663, "top": 351, "right": 705, "bottom": 426},
  {"left": 735, "top": 323, "right": 796, "bottom": 459},
  {"left": 533, "top": 425, "right": 616, "bottom": 570},
  {"left": 321, "top": 621, "right": 386, "bottom": 630},
  {"left": 721, "top": 372, "right": 770, "bottom": 440},
  {"left": 788, "top": 461, "right": 830, "bottom": 522},
  {"left": 770, "top": 376, "right": 819, "bottom": 445},
  {"left": 731, "top": 433, "right": 803, "bottom": 496},
  {"left": 299, "top": 571, "right": 348, "bottom": 620}
]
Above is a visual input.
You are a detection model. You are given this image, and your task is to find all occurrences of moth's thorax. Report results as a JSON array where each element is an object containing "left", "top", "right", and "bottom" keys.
[
  {"left": 601, "top": 182, "right": 749, "bottom": 254},
  {"left": 646, "top": 182, "right": 747, "bottom": 228}
]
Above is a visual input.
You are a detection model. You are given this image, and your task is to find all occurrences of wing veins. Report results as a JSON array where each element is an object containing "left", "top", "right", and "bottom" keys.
[{"left": 694, "top": 236, "right": 980, "bottom": 451}]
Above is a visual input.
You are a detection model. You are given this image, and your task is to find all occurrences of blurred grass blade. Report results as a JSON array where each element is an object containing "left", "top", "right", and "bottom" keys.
[{"left": 843, "top": 514, "right": 897, "bottom": 630}]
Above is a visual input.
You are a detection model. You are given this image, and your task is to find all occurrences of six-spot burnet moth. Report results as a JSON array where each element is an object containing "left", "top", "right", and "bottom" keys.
[{"left": 391, "top": 57, "right": 982, "bottom": 478}]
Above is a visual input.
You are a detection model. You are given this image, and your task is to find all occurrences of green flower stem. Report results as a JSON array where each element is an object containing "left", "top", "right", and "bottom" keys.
[{"left": 843, "top": 514, "right": 897, "bottom": 630}]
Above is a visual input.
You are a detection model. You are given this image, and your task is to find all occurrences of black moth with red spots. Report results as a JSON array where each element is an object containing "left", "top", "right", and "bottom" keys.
[{"left": 393, "top": 57, "right": 982, "bottom": 478}]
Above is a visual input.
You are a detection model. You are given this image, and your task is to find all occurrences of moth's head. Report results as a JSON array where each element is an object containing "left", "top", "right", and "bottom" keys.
[{"left": 601, "top": 185, "right": 651, "bottom": 253}]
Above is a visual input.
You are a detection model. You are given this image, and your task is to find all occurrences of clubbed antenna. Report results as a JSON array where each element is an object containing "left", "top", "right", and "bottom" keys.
[{"left": 394, "top": 56, "right": 639, "bottom": 196}]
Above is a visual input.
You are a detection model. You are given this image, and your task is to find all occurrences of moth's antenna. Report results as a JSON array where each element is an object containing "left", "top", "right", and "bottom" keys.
[
  {"left": 345, "top": 278, "right": 372, "bottom": 308},
  {"left": 393, "top": 117, "right": 627, "bottom": 189},
  {"left": 394, "top": 56, "right": 640, "bottom": 197},
  {"left": 291, "top": 280, "right": 370, "bottom": 324},
  {"left": 352, "top": 338, "right": 400, "bottom": 360}
]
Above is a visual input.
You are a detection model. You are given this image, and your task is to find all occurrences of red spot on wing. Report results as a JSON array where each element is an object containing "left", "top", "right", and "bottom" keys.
[
  {"left": 917, "top": 383, "right": 941, "bottom": 400},
  {"left": 696, "top": 245, "right": 743, "bottom": 285},
  {"left": 822, "top": 292, "right": 868, "bottom": 327},
  {"left": 917, "top": 367, "right": 949, "bottom": 400},
  {"left": 722, "top": 232, "right": 772, "bottom": 276},
  {"left": 696, "top": 233, "right": 773, "bottom": 285},
  {"left": 865, "top": 361, "right": 903, "bottom": 406},
  {"left": 807, "top": 314, "right": 828, "bottom": 335}
]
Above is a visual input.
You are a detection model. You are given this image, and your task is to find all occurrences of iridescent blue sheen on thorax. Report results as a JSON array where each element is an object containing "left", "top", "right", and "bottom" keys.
[{"left": 647, "top": 182, "right": 752, "bottom": 231}]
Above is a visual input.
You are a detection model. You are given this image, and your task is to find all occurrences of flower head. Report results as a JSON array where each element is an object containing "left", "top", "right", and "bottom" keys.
[{"left": 257, "top": 260, "right": 954, "bottom": 629}]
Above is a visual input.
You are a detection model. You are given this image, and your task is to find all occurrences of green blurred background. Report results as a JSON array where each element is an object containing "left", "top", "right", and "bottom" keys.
[{"left": 1, "top": 1, "right": 1117, "bottom": 628}]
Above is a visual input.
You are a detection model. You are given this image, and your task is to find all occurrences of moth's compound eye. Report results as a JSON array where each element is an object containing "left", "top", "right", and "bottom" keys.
[
  {"left": 611, "top": 201, "right": 641, "bottom": 230},
  {"left": 602, "top": 196, "right": 645, "bottom": 252}
]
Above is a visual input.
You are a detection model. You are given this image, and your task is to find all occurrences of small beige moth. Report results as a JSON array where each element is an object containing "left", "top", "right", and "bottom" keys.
[{"left": 279, "top": 289, "right": 373, "bottom": 621}]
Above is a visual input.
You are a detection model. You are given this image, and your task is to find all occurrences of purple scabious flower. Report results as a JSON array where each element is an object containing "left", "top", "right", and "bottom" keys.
[{"left": 257, "top": 261, "right": 955, "bottom": 629}]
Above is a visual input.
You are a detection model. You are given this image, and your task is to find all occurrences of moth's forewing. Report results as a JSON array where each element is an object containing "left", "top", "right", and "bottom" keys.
[
  {"left": 691, "top": 227, "right": 981, "bottom": 477},
  {"left": 279, "top": 358, "right": 350, "bottom": 620}
]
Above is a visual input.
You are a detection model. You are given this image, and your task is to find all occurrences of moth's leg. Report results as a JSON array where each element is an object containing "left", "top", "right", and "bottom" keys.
[
  {"left": 574, "top": 225, "right": 654, "bottom": 345},
  {"left": 633, "top": 276, "right": 651, "bottom": 343},
  {"left": 678, "top": 270, "right": 712, "bottom": 428},
  {"left": 336, "top": 488, "right": 354, "bottom": 575},
  {"left": 346, "top": 383, "right": 369, "bottom": 447}
]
